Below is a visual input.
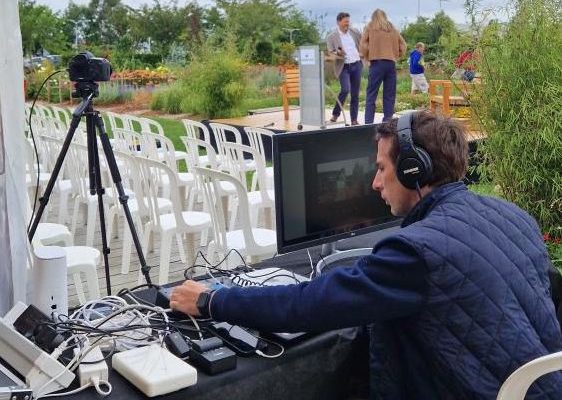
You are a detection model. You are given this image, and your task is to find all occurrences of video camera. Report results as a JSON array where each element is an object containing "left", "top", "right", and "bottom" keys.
[{"left": 68, "top": 51, "right": 112, "bottom": 82}]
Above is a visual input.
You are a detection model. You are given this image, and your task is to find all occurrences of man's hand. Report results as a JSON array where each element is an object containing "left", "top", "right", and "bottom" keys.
[{"left": 169, "top": 280, "right": 209, "bottom": 316}]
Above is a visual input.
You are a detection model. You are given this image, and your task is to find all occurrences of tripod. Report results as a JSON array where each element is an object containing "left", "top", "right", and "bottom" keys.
[{"left": 28, "top": 81, "right": 152, "bottom": 294}]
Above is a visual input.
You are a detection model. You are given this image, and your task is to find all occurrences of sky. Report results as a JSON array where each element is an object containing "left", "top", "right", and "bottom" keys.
[{"left": 35, "top": 0, "right": 512, "bottom": 31}]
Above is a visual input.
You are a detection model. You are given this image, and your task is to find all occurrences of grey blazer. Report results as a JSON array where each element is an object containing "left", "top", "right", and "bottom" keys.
[{"left": 326, "top": 27, "right": 362, "bottom": 77}]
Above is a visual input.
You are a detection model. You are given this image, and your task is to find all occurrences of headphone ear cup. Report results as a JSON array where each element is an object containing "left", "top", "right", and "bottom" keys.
[{"left": 396, "top": 155, "right": 426, "bottom": 190}]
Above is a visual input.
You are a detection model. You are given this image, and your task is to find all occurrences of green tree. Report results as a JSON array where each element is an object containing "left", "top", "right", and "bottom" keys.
[{"left": 19, "top": 0, "right": 68, "bottom": 56}]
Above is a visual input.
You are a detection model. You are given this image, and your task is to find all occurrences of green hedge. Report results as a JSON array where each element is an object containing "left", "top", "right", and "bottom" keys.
[{"left": 473, "top": 0, "right": 562, "bottom": 262}]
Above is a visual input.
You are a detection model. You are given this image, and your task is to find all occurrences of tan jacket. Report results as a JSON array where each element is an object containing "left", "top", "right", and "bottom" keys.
[
  {"left": 326, "top": 27, "right": 363, "bottom": 77},
  {"left": 360, "top": 27, "right": 406, "bottom": 62}
]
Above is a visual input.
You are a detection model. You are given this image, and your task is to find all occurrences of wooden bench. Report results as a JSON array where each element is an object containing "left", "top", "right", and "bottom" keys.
[
  {"left": 280, "top": 67, "right": 299, "bottom": 121},
  {"left": 429, "top": 79, "right": 479, "bottom": 116}
]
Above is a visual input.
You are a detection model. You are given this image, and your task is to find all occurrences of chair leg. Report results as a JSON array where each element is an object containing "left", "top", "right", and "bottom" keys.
[
  {"left": 158, "top": 233, "right": 173, "bottom": 285},
  {"left": 71, "top": 198, "right": 80, "bottom": 237},
  {"left": 72, "top": 272, "right": 87, "bottom": 305},
  {"left": 121, "top": 227, "right": 132, "bottom": 275},
  {"left": 86, "top": 203, "right": 97, "bottom": 247},
  {"left": 249, "top": 206, "right": 259, "bottom": 228},
  {"left": 185, "top": 233, "right": 196, "bottom": 268},
  {"left": 176, "top": 234, "right": 187, "bottom": 263},
  {"left": 82, "top": 264, "right": 100, "bottom": 301},
  {"left": 229, "top": 198, "right": 238, "bottom": 230},
  {"left": 58, "top": 191, "right": 70, "bottom": 225},
  {"left": 251, "top": 172, "right": 258, "bottom": 192}
]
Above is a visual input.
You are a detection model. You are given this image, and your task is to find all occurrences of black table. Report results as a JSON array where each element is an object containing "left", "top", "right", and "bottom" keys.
[{"left": 51, "top": 233, "right": 397, "bottom": 400}]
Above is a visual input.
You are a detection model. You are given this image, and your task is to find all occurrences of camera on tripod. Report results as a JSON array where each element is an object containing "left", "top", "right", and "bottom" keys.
[
  {"left": 68, "top": 51, "right": 111, "bottom": 82},
  {"left": 68, "top": 51, "right": 112, "bottom": 98}
]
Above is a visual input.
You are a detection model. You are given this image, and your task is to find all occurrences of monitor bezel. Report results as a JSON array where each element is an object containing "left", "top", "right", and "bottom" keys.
[{"left": 273, "top": 125, "right": 402, "bottom": 255}]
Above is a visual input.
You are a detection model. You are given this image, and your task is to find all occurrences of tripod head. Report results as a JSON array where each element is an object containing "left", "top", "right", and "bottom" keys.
[{"left": 72, "top": 81, "right": 99, "bottom": 100}]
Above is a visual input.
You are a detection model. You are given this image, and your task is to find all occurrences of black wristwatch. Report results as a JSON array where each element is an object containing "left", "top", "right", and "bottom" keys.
[{"left": 196, "top": 290, "right": 215, "bottom": 318}]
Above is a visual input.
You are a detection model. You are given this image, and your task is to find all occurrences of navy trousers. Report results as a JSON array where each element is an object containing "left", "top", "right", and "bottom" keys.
[
  {"left": 332, "top": 61, "right": 363, "bottom": 123},
  {"left": 364, "top": 60, "right": 397, "bottom": 124}
]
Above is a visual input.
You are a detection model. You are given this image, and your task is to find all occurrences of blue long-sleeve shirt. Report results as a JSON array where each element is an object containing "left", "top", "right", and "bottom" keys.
[
  {"left": 210, "top": 238, "right": 427, "bottom": 333},
  {"left": 409, "top": 49, "right": 424, "bottom": 74}
]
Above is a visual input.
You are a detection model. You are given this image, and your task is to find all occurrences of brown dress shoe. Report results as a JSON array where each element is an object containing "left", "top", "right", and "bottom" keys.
[
  {"left": 330, "top": 116, "right": 338, "bottom": 123},
  {"left": 351, "top": 120, "right": 359, "bottom": 125}
]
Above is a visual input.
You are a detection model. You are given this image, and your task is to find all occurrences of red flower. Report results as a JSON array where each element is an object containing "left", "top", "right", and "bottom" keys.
[{"left": 544, "top": 233, "right": 551, "bottom": 242}]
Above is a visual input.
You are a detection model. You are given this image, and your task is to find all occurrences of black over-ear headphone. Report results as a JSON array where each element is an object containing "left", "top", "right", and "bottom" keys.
[{"left": 395, "top": 112, "right": 433, "bottom": 190}]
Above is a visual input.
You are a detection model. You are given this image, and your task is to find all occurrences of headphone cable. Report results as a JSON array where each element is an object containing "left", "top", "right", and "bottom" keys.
[{"left": 415, "top": 181, "right": 422, "bottom": 201}]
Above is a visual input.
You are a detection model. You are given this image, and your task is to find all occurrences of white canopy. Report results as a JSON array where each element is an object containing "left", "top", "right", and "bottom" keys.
[{"left": 0, "top": 0, "right": 28, "bottom": 314}]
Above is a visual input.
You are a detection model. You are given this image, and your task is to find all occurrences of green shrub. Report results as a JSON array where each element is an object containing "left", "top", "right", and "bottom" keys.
[
  {"left": 472, "top": 0, "right": 562, "bottom": 244},
  {"left": 180, "top": 41, "right": 247, "bottom": 118}
]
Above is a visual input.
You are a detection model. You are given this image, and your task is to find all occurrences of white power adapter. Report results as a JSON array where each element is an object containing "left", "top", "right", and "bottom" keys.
[
  {"left": 74, "top": 345, "right": 112, "bottom": 396},
  {"left": 75, "top": 346, "right": 108, "bottom": 386},
  {"left": 112, "top": 345, "right": 197, "bottom": 397}
]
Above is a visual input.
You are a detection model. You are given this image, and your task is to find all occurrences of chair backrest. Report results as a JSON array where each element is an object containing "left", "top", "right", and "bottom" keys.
[
  {"left": 208, "top": 123, "right": 242, "bottom": 163},
  {"left": 155, "top": 134, "right": 180, "bottom": 174},
  {"left": 112, "top": 128, "right": 146, "bottom": 155},
  {"left": 244, "top": 126, "right": 273, "bottom": 164},
  {"left": 182, "top": 119, "right": 211, "bottom": 143},
  {"left": 193, "top": 167, "right": 259, "bottom": 255},
  {"left": 105, "top": 111, "right": 129, "bottom": 132},
  {"left": 220, "top": 142, "right": 271, "bottom": 204},
  {"left": 180, "top": 136, "right": 219, "bottom": 170},
  {"left": 136, "top": 156, "right": 188, "bottom": 232},
  {"left": 496, "top": 352, "right": 562, "bottom": 400},
  {"left": 66, "top": 143, "right": 92, "bottom": 200},
  {"left": 50, "top": 105, "right": 71, "bottom": 127},
  {"left": 139, "top": 117, "right": 164, "bottom": 136}
]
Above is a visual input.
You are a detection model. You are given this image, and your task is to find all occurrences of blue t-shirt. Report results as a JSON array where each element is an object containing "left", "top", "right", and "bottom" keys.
[{"left": 409, "top": 49, "right": 424, "bottom": 74}]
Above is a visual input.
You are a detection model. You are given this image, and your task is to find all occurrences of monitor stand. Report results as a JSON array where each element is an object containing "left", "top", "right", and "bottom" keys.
[{"left": 315, "top": 242, "right": 372, "bottom": 276}]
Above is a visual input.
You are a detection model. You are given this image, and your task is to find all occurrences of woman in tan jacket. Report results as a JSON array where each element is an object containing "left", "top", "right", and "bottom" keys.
[{"left": 360, "top": 9, "right": 406, "bottom": 124}]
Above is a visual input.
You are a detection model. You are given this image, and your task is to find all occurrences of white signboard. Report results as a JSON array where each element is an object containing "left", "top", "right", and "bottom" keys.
[{"left": 300, "top": 48, "right": 316, "bottom": 65}]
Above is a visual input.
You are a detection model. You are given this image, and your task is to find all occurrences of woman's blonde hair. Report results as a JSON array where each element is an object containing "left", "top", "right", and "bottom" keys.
[{"left": 368, "top": 9, "right": 394, "bottom": 32}]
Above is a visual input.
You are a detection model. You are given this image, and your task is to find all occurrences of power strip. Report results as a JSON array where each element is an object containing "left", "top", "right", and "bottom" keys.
[
  {"left": 112, "top": 345, "right": 197, "bottom": 397},
  {"left": 0, "top": 302, "right": 75, "bottom": 396}
]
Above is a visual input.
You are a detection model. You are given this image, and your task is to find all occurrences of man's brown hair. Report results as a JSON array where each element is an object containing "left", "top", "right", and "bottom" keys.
[{"left": 375, "top": 111, "right": 468, "bottom": 187}]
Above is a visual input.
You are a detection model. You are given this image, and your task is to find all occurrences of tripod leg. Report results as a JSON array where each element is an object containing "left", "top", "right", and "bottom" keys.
[
  {"left": 86, "top": 111, "right": 113, "bottom": 296},
  {"left": 93, "top": 112, "right": 153, "bottom": 286},
  {"left": 28, "top": 96, "right": 91, "bottom": 241}
]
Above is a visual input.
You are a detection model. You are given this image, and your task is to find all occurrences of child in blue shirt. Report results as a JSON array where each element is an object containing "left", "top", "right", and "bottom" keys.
[{"left": 409, "top": 42, "right": 428, "bottom": 94}]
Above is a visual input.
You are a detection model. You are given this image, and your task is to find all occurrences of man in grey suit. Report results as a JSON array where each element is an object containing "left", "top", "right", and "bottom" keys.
[{"left": 326, "top": 12, "right": 363, "bottom": 125}]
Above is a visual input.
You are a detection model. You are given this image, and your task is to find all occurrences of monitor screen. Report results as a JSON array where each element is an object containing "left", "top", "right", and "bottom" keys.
[{"left": 273, "top": 125, "right": 401, "bottom": 254}]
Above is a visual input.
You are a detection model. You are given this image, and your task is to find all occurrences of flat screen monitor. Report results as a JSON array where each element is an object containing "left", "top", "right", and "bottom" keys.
[{"left": 273, "top": 125, "right": 401, "bottom": 254}]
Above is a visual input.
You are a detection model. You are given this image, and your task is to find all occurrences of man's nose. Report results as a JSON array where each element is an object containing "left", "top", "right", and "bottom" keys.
[{"left": 372, "top": 170, "right": 382, "bottom": 191}]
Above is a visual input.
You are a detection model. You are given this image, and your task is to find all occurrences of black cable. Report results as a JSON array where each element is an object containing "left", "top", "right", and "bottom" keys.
[
  {"left": 26, "top": 69, "right": 65, "bottom": 233},
  {"left": 415, "top": 181, "right": 423, "bottom": 201}
]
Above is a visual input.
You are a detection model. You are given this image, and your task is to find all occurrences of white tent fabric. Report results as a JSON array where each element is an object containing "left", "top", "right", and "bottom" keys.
[{"left": 0, "top": 0, "right": 28, "bottom": 315}]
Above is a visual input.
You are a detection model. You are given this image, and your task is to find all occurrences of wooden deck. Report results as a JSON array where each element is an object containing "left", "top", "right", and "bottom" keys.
[
  {"left": 44, "top": 196, "right": 208, "bottom": 307},
  {"left": 212, "top": 108, "right": 388, "bottom": 132}
]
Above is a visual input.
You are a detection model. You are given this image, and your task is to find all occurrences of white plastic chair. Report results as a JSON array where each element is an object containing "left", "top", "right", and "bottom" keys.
[
  {"left": 209, "top": 122, "right": 256, "bottom": 173},
  {"left": 221, "top": 141, "right": 275, "bottom": 229},
  {"left": 244, "top": 126, "right": 275, "bottom": 191},
  {"left": 152, "top": 134, "right": 194, "bottom": 203},
  {"left": 182, "top": 119, "right": 215, "bottom": 167},
  {"left": 194, "top": 167, "right": 276, "bottom": 268},
  {"left": 106, "top": 152, "right": 173, "bottom": 275},
  {"left": 137, "top": 157, "right": 212, "bottom": 284},
  {"left": 496, "top": 352, "right": 562, "bottom": 400}
]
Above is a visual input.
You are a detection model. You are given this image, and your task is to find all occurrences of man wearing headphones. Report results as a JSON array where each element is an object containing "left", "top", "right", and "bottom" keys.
[{"left": 171, "top": 111, "right": 562, "bottom": 398}]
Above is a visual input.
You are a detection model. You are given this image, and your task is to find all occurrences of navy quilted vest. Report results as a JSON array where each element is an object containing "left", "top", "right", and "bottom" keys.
[{"left": 369, "top": 182, "right": 562, "bottom": 399}]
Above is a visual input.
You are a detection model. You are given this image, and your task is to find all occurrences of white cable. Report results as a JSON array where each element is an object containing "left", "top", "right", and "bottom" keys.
[
  {"left": 307, "top": 249, "right": 315, "bottom": 279},
  {"left": 255, "top": 335, "right": 285, "bottom": 359}
]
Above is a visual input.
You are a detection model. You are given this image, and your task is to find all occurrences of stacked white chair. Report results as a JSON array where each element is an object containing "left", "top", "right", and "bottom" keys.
[
  {"left": 137, "top": 157, "right": 211, "bottom": 284},
  {"left": 194, "top": 167, "right": 276, "bottom": 267}
]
